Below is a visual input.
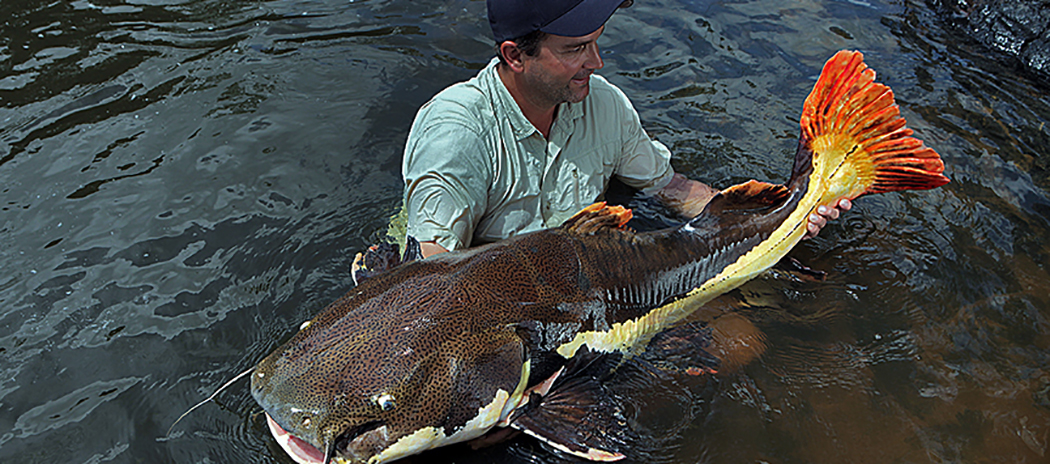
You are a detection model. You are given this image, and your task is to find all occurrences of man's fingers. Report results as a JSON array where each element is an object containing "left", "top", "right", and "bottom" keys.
[
  {"left": 816, "top": 205, "right": 840, "bottom": 220},
  {"left": 804, "top": 199, "right": 851, "bottom": 240},
  {"left": 805, "top": 214, "right": 824, "bottom": 238},
  {"left": 808, "top": 213, "right": 826, "bottom": 228}
]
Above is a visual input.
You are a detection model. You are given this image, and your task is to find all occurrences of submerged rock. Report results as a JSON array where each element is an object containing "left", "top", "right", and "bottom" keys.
[{"left": 929, "top": 0, "right": 1050, "bottom": 79}]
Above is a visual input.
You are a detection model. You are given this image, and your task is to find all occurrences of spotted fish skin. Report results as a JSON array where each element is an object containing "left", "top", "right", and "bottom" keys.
[
  {"left": 250, "top": 50, "right": 949, "bottom": 464},
  {"left": 252, "top": 212, "right": 745, "bottom": 463}
]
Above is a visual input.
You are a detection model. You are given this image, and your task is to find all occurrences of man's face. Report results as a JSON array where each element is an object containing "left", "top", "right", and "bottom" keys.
[{"left": 520, "top": 27, "right": 605, "bottom": 107}]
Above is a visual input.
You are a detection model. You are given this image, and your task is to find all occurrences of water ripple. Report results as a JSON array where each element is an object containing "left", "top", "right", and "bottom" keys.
[{"left": 1, "top": 0, "right": 1049, "bottom": 463}]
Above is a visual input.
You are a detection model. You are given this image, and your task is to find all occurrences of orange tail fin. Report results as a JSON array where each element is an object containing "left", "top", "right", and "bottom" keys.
[{"left": 800, "top": 50, "right": 949, "bottom": 198}]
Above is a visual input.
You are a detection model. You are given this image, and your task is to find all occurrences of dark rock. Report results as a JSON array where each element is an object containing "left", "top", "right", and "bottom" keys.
[{"left": 929, "top": 0, "right": 1050, "bottom": 79}]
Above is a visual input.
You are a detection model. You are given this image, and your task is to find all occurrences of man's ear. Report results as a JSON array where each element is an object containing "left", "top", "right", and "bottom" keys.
[{"left": 499, "top": 41, "right": 526, "bottom": 73}]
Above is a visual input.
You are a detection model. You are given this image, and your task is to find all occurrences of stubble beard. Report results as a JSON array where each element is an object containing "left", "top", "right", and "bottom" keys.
[
  {"left": 561, "top": 74, "right": 590, "bottom": 104},
  {"left": 527, "top": 71, "right": 590, "bottom": 107}
]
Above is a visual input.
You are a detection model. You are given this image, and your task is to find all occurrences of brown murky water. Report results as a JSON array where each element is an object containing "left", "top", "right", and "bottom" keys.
[{"left": 1, "top": 0, "right": 1048, "bottom": 463}]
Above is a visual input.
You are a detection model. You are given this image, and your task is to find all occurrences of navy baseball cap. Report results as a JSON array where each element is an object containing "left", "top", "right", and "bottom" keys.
[{"left": 487, "top": 0, "right": 633, "bottom": 43}]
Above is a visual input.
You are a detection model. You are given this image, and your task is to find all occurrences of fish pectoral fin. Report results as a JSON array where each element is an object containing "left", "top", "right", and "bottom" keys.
[
  {"left": 509, "top": 386, "right": 631, "bottom": 462},
  {"left": 560, "top": 202, "right": 635, "bottom": 235},
  {"left": 508, "top": 347, "right": 633, "bottom": 461},
  {"left": 509, "top": 346, "right": 700, "bottom": 462}
]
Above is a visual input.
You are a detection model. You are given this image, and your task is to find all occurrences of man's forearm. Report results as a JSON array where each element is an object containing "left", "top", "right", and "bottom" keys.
[{"left": 419, "top": 240, "right": 449, "bottom": 258}]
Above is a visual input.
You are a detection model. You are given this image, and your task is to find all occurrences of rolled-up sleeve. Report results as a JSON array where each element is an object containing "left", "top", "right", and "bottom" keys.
[
  {"left": 403, "top": 112, "right": 492, "bottom": 251},
  {"left": 609, "top": 85, "right": 674, "bottom": 193}
]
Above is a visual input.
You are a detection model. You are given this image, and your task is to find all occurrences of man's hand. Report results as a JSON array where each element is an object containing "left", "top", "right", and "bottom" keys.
[
  {"left": 804, "top": 198, "right": 852, "bottom": 239},
  {"left": 419, "top": 241, "right": 448, "bottom": 258},
  {"left": 351, "top": 237, "right": 436, "bottom": 285}
]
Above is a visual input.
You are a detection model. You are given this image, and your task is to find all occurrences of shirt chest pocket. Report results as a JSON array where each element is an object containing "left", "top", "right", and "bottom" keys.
[{"left": 563, "top": 147, "right": 616, "bottom": 205}]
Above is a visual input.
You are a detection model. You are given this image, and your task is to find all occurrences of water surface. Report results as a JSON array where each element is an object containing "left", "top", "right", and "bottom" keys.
[{"left": 1, "top": 0, "right": 1048, "bottom": 463}]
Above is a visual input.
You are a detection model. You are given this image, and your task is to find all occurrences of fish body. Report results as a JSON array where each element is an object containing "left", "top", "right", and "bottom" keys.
[{"left": 250, "top": 50, "right": 949, "bottom": 464}]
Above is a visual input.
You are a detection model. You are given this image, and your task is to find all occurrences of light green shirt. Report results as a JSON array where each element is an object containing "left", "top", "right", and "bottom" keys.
[{"left": 402, "top": 58, "right": 674, "bottom": 251}]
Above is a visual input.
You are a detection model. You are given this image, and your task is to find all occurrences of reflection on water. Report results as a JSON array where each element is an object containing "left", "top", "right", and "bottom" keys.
[{"left": 1, "top": 0, "right": 1048, "bottom": 463}]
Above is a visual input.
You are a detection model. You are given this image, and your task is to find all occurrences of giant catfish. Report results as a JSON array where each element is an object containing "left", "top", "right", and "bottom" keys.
[{"left": 249, "top": 50, "right": 950, "bottom": 464}]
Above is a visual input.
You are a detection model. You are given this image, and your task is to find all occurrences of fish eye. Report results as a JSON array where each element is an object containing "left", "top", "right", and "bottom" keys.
[{"left": 370, "top": 393, "right": 396, "bottom": 411}]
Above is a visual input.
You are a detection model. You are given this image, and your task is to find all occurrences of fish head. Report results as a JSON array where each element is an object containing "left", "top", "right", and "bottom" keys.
[{"left": 251, "top": 284, "right": 528, "bottom": 464}]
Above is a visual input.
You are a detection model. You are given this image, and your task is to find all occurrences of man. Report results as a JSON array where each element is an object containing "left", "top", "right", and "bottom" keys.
[{"left": 401, "top": 0, "right": 849, "bottom": 258}]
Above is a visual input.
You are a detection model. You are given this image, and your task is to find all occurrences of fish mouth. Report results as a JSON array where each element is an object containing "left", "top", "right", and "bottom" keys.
[
  {"left": 266, "top": 413, "right": 327, "bottom": 464},
  {"left": 266, "top": 412, "right": 392, "bottom": 464}
]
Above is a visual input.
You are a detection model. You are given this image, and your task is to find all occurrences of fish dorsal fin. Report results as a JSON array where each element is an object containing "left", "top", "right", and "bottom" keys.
[
  {"left": 793, "top": 50, "right": 950, "bottom": 199},
  {"left": 560, "top": 202, "right": 633, "bottom": 235},
  {"left": 704, "top": 180, "right": 790, "bottom": 215},
  {"left": 685, "top": 180, "right": 790, "bottom": 230}
]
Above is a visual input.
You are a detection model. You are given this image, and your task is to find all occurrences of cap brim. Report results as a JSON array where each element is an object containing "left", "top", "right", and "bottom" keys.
[{"left": 540, "top": 0, "right": 625, "bottom": 38}]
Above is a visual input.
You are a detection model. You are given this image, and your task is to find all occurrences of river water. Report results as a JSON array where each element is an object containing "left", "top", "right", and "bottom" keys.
[{"left": 1, "top": 0, "right": 1048, "bottom": 463}]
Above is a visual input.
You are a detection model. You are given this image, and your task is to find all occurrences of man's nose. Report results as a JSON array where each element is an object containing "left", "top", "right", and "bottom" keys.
[{"left": 585, "top": 43, "right": 603, "bottom": 70}]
